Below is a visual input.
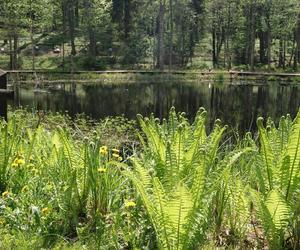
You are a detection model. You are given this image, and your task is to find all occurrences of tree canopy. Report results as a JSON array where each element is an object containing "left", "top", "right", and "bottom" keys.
[{"left": 0, "top": 0, "right": 299, "bottom": 71}]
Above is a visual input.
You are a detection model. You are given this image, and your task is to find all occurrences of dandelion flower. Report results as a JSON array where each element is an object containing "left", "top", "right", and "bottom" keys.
[
  {"left": 100, "top": 146, "right": 108, "bottom": 155},
  {"left": 41, "top": 207, "right": 50, "bottom": 215},
  {"left": 98, "top": 167, "right": 107, "bottom": 173},
  {"left": 2, "top": 191, "right": 9, "bottom": 198},
  {"left": 112, "top": 153, "right": 120, "bottom": 158},
  {"left": 16, "top": 159, "right": 25, "bottom": 165},
  {"left": 11, "top": 162, "right": 18, "bottom": 168},
  {"left": 112, "top": 148, "right": 120, "bottom": 153},
  {"left": 31, "top": 168, "right": 39, "bottom": 175},
  {"left": 27, "top": 163, "right": 35, "bottom": 169},
  {"left": 46, "top": 182, "right": 54, "bottom": 191},
  {"left": 22, "top": 185, "right": 29, "bottom": 193},
  {"left": 124, "top": 200, "right": 136, "bottom": 208}
]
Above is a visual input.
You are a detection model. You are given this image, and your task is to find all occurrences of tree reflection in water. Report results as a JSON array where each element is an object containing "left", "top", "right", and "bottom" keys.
[{"left": 9, "top": 80, "right": 300, "bottom": 133}]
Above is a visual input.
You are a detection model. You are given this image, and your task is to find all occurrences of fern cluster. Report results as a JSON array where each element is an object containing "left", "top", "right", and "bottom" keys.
[
  {"left": 126, "top": 107, "right": 300, "bottom": 249},
  {"left": 0, "top": 108, "right": 299, "bottom": 249}
]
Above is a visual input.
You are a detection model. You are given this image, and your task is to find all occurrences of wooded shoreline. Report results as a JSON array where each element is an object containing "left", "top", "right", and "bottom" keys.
[
  {"left": 4, "top": 70, "right": 300, "bottom": 83},
  {"left": 4, "top": 69, "right": 300, "bottom": 76}
]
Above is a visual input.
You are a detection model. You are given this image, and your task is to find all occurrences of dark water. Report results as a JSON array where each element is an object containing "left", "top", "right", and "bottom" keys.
[{"left": 7, "top": 80, "right": 300, "bottom": 132}]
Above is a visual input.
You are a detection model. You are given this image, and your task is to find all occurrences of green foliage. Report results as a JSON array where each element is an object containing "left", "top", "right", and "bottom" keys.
[
  {"left": 214, "top": 73, "right": 225, "bottom": 83},
  {"left": 1, "top": 0, "right": 300, "bottom": 70},
  {"left": 267, "top": 76, "right": 278, "bottom": 81},
  {"left": 249, "top": 110, "right": 300, "bottom": 248},
  {"left": 125, "top": 108, "right": 255, "bottom": 249},
  {"left": 0, "top": 108, "right": 300, "bottom": 249},
  {"left": 81, "top": 56, "right": 107, "bottom": 70}
]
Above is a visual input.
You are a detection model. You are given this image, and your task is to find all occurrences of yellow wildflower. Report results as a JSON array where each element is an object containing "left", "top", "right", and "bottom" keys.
[
  {"left": 124, "top": 200, "right": 136, "bottom": 209},
  {"left": 118, "top": 156, "right": 123, "bottom": 162},
  {"left": 31, "top": 168, "right": 39, "bottom": 175},
  {"left": 27, "top": 163, "right": 35, "bottom": 169},
  {"left": 100, "top": 146, "right": 108, "bottom": 155},
  {"left": 0, "top": 219, "right": 5, "bottom": 225},
  {"left": 16, "top": 159, "right": 25, "bottom": 165},
  {"left": 112, "top": 153, "right": 120, "bottom": 158},
  {"left": 17, "top": 153, "right": 24, "bottom": 158},
  {"left": 46, "top": 182, "right": 54, "bottom": 191},
  {"left": 112, "top": 148, "right": 120, "bottom": 153},
  {"left": 22, "top": 185, "right": 29, "bottom": 193},
  {"left": 2, "top": 191, "right": 9, "bottom": 198},
  {"left": 97, "top": 167, "right": 107, "bottom": 173},
  {"left": 11, "top": 162, "right": 18, "bottom": 168},
  {"left": 41, "top": 207, "right": 50, "bottom": 215}
]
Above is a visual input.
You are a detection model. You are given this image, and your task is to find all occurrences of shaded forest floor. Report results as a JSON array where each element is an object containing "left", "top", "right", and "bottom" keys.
[{"left": 1, "top": 32, "right": 300, "bottom": 74}]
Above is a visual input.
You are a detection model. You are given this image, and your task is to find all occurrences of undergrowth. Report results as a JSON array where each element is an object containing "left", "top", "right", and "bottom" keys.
[{"left": 0, "top": 107, "right": 299, "bottom": 249}]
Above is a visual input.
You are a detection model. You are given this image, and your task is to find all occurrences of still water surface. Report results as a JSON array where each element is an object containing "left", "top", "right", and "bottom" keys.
[{"left": 9, "top": 80, "right": 300, "bottom": 132}]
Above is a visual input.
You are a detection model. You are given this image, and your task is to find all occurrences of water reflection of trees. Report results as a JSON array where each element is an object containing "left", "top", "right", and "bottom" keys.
[
  {"left": 0, "top": 98, "right": 8, "bottom": 120},
  {"left": 13, "top": 81, "right": 300, "bottom": 133}
]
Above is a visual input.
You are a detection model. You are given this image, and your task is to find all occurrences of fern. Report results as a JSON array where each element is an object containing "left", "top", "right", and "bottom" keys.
[
  {"left": 284, "top": 110, "right": 300, "bottom": 200},
  {"left": 253, "top": 110, "right": 300, "bottom": 248},
  {"left": 257, "top": 117, "right": 277, "bottom": 190},
  {"left": 126, "top": 108, "right": 230, "bottom": 249},
  {"left": 251, "top": 189, "right": 291, "bottom": 249}
]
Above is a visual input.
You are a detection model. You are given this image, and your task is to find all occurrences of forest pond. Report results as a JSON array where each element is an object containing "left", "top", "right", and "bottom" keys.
[{"left": 8, "top": 79, "right": 300, "bottom": 132}]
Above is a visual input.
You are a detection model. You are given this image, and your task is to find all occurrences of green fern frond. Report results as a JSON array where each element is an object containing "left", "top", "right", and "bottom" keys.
[
  {"left": 251, "top": 189, "right": 290, "bottom": 248},
  {"left": 257, "top": 117, "right": 277, "bottom": 190},
  {"left": 168, "top": 183, "right": 193, "bottom": 250},
  {"left": 206, "top": 120, "right": 227, "bottom": 165},
  {"left": 265, "top": 190, "right": 291, "bottom": 230},
  {"left": 152, "top": 178, "right": 173, "bottom": 249},
  {"left": 284, "top": 110, "right": 300, "bottom": 200},
  {"left": 132, "top": 159, "right": 152, "bottom": 190},
  {"left": 137, "top": 114, "right": 166, "bottom": 164}
]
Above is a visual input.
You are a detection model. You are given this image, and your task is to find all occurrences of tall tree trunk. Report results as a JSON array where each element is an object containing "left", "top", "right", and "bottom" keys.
[
  {"left": 13, "top": 33, "right": 18, "bottom": 70},
  {"left": 225, "top": 38, "right": 231, "bottom": 70},
  {"left": 67, "top": 0, "right": 76, "bottom": 56},
  {"left": 84, "top": 0, "right": 96, "bottom": 56},
  {"left": 152, "top": 17, "right": 156, "bottom": 68},
  {"left": 279, "top": 38, "right": 284, "bottom": 68},
  {"left": 249, "top": 3, "right": 255, "bottom": 71},
  {"left": 226, "top": 2, "right": 232, "bottom": 70},
  {"left": 30, "top": 25, "right": 35, "bottom": 70},
  {"left": 124, "top": 0, "right": 131, "bottom": 41},
  {"left": 75, "top": 0, "right": 79, "bottom": 27},
  {"left": 180, "top": 19, "right": 185, "bottom": 67},
  {"left": 212, "top": 28, "right": 217, "bottom": 67},
  {"left": 157, "top": 0, "right": 165, "bottom": 70},
  {"left": 30, "top": 0, "right": 35, "bottom": 70},
  {"left": 283, "top": 39, "right": 286, "bottom": 69},
  {"left": 267, "top": 32, "right": 271, "bottom": 70},
  {"left": 215, "top": 28, "right": 224, "bottom": 67},
  {"left": 295, "top": 14, "right": 300, "bottom": 69},
  {"left": 169, "top": 0, "right": 173, "bottom": 70},
  {"left": 259, "top": 31, "right": 268, "bottom": 64},
  {"left": 9, "top": 37, "right": 13, "bottom": 70},
  {"left": 62, "top": 0, "right": 67, "bottom": 67}
]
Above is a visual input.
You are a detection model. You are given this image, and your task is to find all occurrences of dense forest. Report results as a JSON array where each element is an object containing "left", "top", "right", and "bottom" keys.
[{"left": 0, "top": 0, "right": 300, "bottom": 71}]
